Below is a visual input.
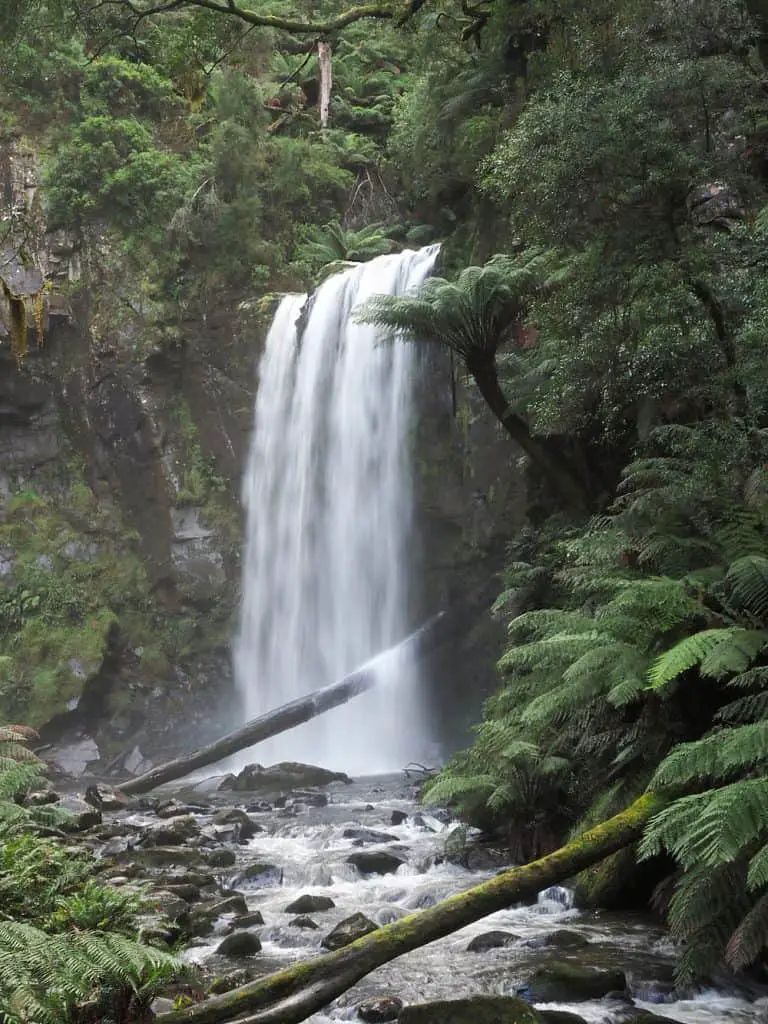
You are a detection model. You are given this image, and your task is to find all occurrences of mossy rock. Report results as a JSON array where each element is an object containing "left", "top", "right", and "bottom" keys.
[
  {"left": 523, "top": 962, "right": 627, "bottom": 1002},
  {"left": 398, "top": 996, "right": 542, "bottom": 1024}
]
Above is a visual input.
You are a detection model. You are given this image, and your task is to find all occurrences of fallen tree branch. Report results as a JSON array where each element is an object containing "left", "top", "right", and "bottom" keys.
[
  {"left": 118, "top": 614, "right": 449, "bottom": 795},
  {"left": 156, "top": 792, "right": 665, "bottom": 1024}
]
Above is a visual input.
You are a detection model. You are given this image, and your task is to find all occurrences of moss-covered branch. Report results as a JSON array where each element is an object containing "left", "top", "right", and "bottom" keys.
[
  {"left": 90, "top": 0, "right": 428, "bottom": 35},
  {"left": 156, "top": 793, "right": 665, "bottom": 1024}
]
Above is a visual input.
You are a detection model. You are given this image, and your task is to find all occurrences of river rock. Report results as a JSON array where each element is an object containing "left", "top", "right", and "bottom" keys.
[
  {"left": 346, "top": 851, "right": 404, "bottom": 875},
  {"left": 623, "top": 1016, "right": 681, "bottom": 1024},
  {"left": 321, "top": 912, "right": 379, "bottom": 950},
  {"left": 284, "top": 894, "right": 335, "bottom": 914},
  {"left": 156, "top": 799, "right": 210, "bottom": 818},
  {"left": 344, "top": 827, "right": 398, "bottom": 845},
  {"left": 140, "top": 816, "right": 200, "bottom": 847},
  {"left": 237, "top": 862, "right": 282, "bottom": 887},
  {"left": 212, "top": 808, "right": 263, "bottom": 840},
  {"left": 124, "top": 846, "right": 205, "bottom": 869},
  {"left": 356, "top": 995, "right": 404, "bottom": 1022},
  {"left": 284, "top": 789, "right": 329, "bottom": 808},
  {"left": 162, "top": 883, "right": 202, "bottom": 903},
  {"left": 216, "top": 932, "right": 262, "bottom": 957},
  {"left": 523, "top": 929, "right": 589, "bottom": 950},
  {"left": 206, "top": 848, "right": 237, "bottom": 868},
  {"left": 466, "top": 930, "right": 519, "bottom": 952},
  {"left": 221, "top": 762, "right": 351, "bottom": 793},
  {"left": 398, "top": 997, "right": 541, "bottom": 1024},
  {"left": 150, "top": 890, "right": 190, "bottom": 921},
  {"left": 290, "top": 915, "right": 319, "bottom": 929},
  {"left": 390, "top": 810, "right": 408, "bottom": 826},
  {"left": 55, "top": 795, "right": 102, "bottom": 831},
  {"left": 232, "top": 910, "right": 265, "bottom": 928},
  {"left": 521, "top": 962, "right": 627, "bottom": 1002}
]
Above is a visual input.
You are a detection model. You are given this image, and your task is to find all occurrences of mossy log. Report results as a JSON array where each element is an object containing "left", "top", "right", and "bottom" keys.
[
  {"left": 119, "top": 614, "right": 449, "bottom": 795},
  {"left": 155, "top": 793, "right": 664, "bottom": 1024}
]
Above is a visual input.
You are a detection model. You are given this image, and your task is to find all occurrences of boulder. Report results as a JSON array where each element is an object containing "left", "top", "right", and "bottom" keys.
[
  {"left": 55, "top": 796, "right": 101, "bottom": 831},
  {"left": 284, "top": 894, "right": 335, "bottom": 914},
  {"left": 466, "top": 930, "right": 519, "bottom": 952},
  {"left": 232, "top": 911, "right": 265, "bottom": 929},
  {"left": 523, "top": 929, "right": 589, "bottom": 951},
  {"left": 206, "top": 848, "right": 237, "bottom": 868},
  {"left": 216, "top": 932, "right": 262, "bottom": 957},
  {"left": 346, "top": 851, "right": 404, "bottom": 875},
  {"left": 150, "top": 890, "right": 191, "bottom": 921},
  {"left": 290, "top": 915, "right": 319, "bottom": 930},
  {"left": 237, "top": 862, "right": 282, "bottom": 887},
  {"left": 344, "top": 827, "right": 398, "bottom": 845},
  {"left": 221, "top": 762, "right": 351, "bottom": 793},
  {"left": 84, "top": 784, "right": 134, "bottom": 811},
  {"left": 123, "top": 846, "right": 204, "bottom": 869},
  {"left": 390, "top": 810, "right": 408, "bottom": 826},
  {"left": 140, "top": 816, "right": 200, "bottom": 847},
  {"left": 321, "top": 912, "right": 379, "bottom": 951},
  {"left": 156, "top": 800, "right": 210, "bottom": 818},
  {"left": 356, "top": 995, "right": 404, "bottom": 1022},
  {"left": 398, "top": 997, "right": 541, "bottom": 1024},
  {"left": 522, "top": 962, "right": 627, "bottom": 1003},
  {"left": 212, "top": 808, "right": 263, "bottom": 840}
]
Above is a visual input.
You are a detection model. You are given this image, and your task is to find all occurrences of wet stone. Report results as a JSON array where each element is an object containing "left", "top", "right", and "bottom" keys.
[
  {"left": 237, "top": 862, "right": 282, "bottom": 887},
  {"left": 390, "top": 810, "right": 408, "bottom": 826},
  {"left": 206, "top": 848, "right": 237, "bottom": 868},
  {"left": 357, "top": 995, "right": 404, "bottom": 1022},
  {"left": 466, "top": 930, "right": 519, "bottom": 952},
  {"left": 521, "top": 962, "right": 627, "bottom": 1003},
  {"left": 346, "top": 851, "right": 404, "bottom": 875},
  {"left": 231, "top": 910, "right": 265, "bottom": 929},
  {"left": 522, "top": 929, "right": 589, "bottom": 951},
  {"left": 398, "top": 997, "right": 540, "bottom": 1024},
  {"left": 344, "top": 827, "right": 398, "bottom": 845},
  {"left": 212, "top": 808, "right": 264, "bottom": 840},
  {"left": 284, "top": 894, "right": 335, "bottom": 914},
  {"left": 216, "top": 931, "right": 262, "bottom": 957},
  {"left": 321, "top": 912, "right": 379, "bottom": 951},
  {"left": 289, "top": 915, "right": 319, "bottom": 930}
]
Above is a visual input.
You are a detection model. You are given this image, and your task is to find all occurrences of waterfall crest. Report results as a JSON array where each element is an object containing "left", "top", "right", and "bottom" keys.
[{"left": 235, "top": 246, "right": 439, "bottom": 772}]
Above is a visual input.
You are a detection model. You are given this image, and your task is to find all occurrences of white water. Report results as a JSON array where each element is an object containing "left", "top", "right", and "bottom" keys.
[
  {"left": 176, "top": 775, "right": 768, "bottom": 1024},
  {"left": 235, "top": 247, "right": 440, "bottom": 773}
]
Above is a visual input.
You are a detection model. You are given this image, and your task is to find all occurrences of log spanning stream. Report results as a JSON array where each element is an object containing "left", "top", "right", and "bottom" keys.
[{"left": 145, "top": 774, "right": 764, "bottom": 1024}]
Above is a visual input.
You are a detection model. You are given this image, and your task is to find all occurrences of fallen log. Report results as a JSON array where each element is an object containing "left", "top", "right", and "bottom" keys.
[
  {"left": 119, "top": 614, "right": 449, "bottom": 796},
  {"left": 156, "top": 792, "right": 664, "bottom": 1024}
]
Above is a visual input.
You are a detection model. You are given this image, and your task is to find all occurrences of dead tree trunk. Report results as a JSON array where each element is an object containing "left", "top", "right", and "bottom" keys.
[
  {"left": 118, "top": 615, "right": 449, "bottom": 796},
  {"left": 156, "top": 793, "right": 664, "bottom": 1024}
]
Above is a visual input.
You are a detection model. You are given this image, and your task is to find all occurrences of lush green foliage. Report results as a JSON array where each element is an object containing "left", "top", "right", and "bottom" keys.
[{"left": 0, "top": 728, "right": 182, "bottom": 1023}]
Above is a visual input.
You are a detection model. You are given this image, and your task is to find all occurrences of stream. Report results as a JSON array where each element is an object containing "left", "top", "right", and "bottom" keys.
[{"left": 137, "top": 772, "right": 768, "bottom": 1024}]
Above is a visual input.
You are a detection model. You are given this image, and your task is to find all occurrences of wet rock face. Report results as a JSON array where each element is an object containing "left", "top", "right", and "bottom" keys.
[
  {"left": 398, "top": 997, "right": 542, "bottom": 1024},
  {"left": 216, "top": 931, "right": 262, "bottom": 957},
  {"left": 356, "top": 995, "right": 404, "bottom": 1022},
  {"left": 284, "top": 894, "right": 335, "bottom": 914},
  {"left": 346, "top": 850, "right": 405, "bottom": 876},
  {"left": 466, "top": 930, "right": 519, "bottom": 952},
  {"left": 321, "top": 912, "right": 379, "bottom": 951},
  {"left": 520, "top": 962, "right": 627, "bottom": 1003},
  {"left": 220, "top": 762, "right": 352, "bottom": 793}
]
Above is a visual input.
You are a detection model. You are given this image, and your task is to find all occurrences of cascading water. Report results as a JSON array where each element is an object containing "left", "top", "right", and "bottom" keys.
[{"left": 235, "top": 245, "right": 439, "bottom": 773}]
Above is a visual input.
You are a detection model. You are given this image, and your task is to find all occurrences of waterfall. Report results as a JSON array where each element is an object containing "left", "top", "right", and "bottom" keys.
[{"left": 235, "top": 245, "right": 439, "bottom": 773}]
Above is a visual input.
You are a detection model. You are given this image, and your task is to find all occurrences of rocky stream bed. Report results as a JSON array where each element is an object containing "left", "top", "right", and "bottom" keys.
[{"left": 53, "top": 767, "right": 768, "bottom": 1024}]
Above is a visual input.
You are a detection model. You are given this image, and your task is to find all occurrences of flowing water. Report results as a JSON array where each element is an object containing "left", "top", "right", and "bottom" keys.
[
  {"left": 235, "top": 247, "right": 440, "bottom": 774},
  {"left": 177, "top": 774, "right": 768, "bottom": 1024}
]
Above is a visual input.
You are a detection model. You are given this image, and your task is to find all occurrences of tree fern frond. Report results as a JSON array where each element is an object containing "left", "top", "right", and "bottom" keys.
[
  {"left": 727, "top": 555, "right": 768, "bottom": 620},
  {"left": 724, "top": 890, "right": 768, "bottom": 970},
  {"left": 648, "top": 629, "right": 744, "bottom": 690}
]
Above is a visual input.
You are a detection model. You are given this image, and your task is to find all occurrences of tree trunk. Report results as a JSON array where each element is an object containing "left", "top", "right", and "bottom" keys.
[
  {"left": 118, "top": 615, "right": 449, "bottom": 796},
  {"left": 156, "top": 793, "right": 664, "bottom": 1024},
  {"left": 465, "top": 352, "right": 589, "bottom": 511}
]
